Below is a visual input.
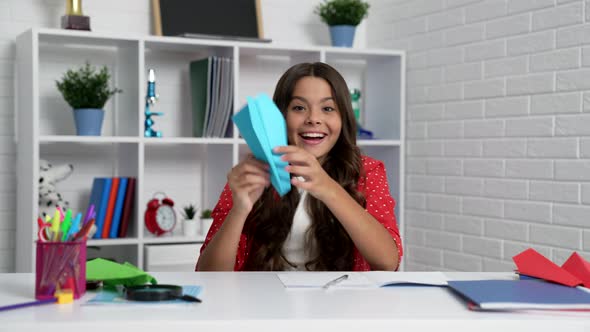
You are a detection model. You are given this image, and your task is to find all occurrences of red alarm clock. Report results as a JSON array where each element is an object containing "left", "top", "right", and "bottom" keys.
[{"left": 144, "top": 192, "right": 176, "bottom": 236}]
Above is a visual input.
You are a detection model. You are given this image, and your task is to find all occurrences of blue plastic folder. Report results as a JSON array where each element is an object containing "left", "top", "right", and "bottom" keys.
[
  {"left": 232, "top": 93, "right": 291, "bottom": 196},
  {"left": 447, "top": 279, "right": 590, "bottom": 311}
]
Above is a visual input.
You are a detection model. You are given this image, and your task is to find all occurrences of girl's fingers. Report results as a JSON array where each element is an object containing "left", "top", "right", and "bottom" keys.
[
  {"left": 280, "top": 152, "right": 315, "bottom": 167},
  {"left": 245, "top": 157, "right": 270, "bottom": 170},
  {"left": 239, "top": 163, "right": 269, "bottom": 176},
  {"left": 236, "top": 174, "right": 270, "bottom": 186},
  {"left": 231, "top": 161, "right": 269, "bottom": 179},
  {"left": 285, "top": 165, "right": 309, "bottom": 177},
  {"left": 242, "top": 182, "right": 267, "bottom": 192},
  {"left": 291, "top": 177, "right": 311, "bottom": 190},
  {"left": 273, "top": 145, "right": 299, "bottom": 154}
]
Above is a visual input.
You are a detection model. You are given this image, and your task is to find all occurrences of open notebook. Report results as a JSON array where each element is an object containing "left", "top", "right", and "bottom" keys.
[{"left": 277, "top": 272, "right": 448, "bottom": 289}]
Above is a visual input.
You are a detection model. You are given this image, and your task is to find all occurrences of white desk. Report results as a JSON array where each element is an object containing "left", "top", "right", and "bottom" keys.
[{"left": 0, "top": 272, "right": 588, "bottom": 331}]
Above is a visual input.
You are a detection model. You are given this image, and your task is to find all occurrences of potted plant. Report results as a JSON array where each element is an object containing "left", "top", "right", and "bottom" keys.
[
  {"left": 180, "top": 204, "right": 199, "bottom": 237},
  {"left": 200, "top": 209, "right": 213, "bottom": 236},
  {"left": 315, "top": 0, "right": 370, "bottom": 47},
  {"left": 56, "top": 62, "right": 122, "bottom": 136}
]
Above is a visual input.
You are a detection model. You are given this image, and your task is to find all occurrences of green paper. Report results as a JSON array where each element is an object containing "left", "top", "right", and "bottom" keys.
[{"left": 86, "top": 258, "right": 157, "bottom": 287}]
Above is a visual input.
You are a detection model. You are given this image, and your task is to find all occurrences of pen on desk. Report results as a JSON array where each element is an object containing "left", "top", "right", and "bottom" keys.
[
  {"left": 322, "top": 274, "right": 349, "bottom": 289},
  {"left": 0, "top": 298, "right": 57, "bottom": 312}
]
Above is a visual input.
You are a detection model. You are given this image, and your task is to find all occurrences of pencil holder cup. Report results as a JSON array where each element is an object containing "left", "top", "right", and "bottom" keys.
[{"left": 35, "top": 241, "right": 87, "bottom": 300}]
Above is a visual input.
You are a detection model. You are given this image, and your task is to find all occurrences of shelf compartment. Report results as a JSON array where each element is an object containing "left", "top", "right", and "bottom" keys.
[
  {"left": 144, "top": 242, "right": 202, "bottom": 272},
  {"left": 37, "top": 34, "right": 140, "bottom": 137},
  {"left": 39, "top": 141, "right": 140, "bottom": 238},
  {"left": 324, "top": 52, "right": 402, "bottom": 141},
  {"left": 40, "top": 135, "right": 140, "bottom": 143},
  {"left": 143, "top": 143, "right": 232, "bottom": 238},
  {"left": 87, "top": 244, "right": 138, "bottom": 265},
  {"left": 143, "top": 41, "right": 234, "bottom": 138},
  {"left": 237, "top": 48, "right": 322, "bottom": 110},
  {"left": 87, "top": 238, "right": 139, "bottom": 246},
  {"left": 142, "top": 137, "right": 236, "bottom": 145},
  {"left": 143, "top": 236, "right": 206, "bottom": 244}
]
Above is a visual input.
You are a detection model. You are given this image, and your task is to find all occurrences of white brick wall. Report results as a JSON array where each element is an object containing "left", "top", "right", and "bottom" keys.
[
  {"left": 369, "top": 0, "right": 590, "bottom": 271},
  {"left": 0, "top": 0, "right": 367, "bottom": 272}
]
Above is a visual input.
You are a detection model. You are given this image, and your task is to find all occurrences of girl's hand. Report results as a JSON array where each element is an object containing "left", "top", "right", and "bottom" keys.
[
  {"left": 274, "top": 146, "right": 338, "bottom": 202},
  {"left": 227, "top": 155, "right": 270, "bottom": 214}
]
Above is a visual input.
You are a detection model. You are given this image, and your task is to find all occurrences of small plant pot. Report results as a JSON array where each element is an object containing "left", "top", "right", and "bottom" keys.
[
  {"left": 200, "top": 218, "right": 214, "bottom": 236},
  {"left": 182, "top": 219, "right": 198, "bottom": 237},
  {"left": 73, "top": 108, "right": 104, "bottom": 136},
  {"left": 329, "top": 25, "right": 356, "bottom": 47}
]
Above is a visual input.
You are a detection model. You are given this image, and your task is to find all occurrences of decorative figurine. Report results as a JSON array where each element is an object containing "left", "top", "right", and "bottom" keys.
[
  {"left": 144, "top": 69, "right": 163, "bottom": 137},
  {"left": 350, "top": 88, "right": 373, "bottom": 139},
  {"left": 351, "top": 88, "right": 362, "bottom": 123},
  {"left": 61, "top": 0, "right": 91, "bottom": 31}
]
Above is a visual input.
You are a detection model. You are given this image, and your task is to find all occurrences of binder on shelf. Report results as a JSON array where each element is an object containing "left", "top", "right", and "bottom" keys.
[
  {"left": 118, "top": 177, "right": 136, "bottom": 238},
  {"left": 88, "top": 178, "right": 106, "bottom": 225},
  {"left": 206, "top": 56, "right": 220, "bottom": 137},
  {"left": 109, "top": 177, "right": 128, "bottom": 238},
  {"left": 215, "top": 57, "right": 234, "bottom": 137},
  {"left": 101, "top": 178, "right": 120, "bottom": 238},
  {"left": 189, "top": 56, "right": 234, "bottom": 138},
  {"left": 92, "top": 178, "right": 112, "bottom": 239},
  {"left": 189, "top": 57, "right": 212, "bottom": 137}
]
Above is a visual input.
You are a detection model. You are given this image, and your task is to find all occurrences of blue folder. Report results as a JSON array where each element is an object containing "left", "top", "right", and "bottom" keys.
[
  {"left": 109, "top": 177, "right": 128, "bottom": 238},
  {"left": 90, "top": 178, "right": 112, "bottom": 239},
  {"left": 448, "top": 279, "right": 590, "bottom": 310},
  {"left": 232, "top": 93, "right": 291, "bottom": 196}
]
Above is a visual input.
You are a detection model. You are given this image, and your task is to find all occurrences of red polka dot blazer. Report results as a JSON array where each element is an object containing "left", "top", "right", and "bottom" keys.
[{"left": 196, "top": 156, "right": 403, "bottom": 271}]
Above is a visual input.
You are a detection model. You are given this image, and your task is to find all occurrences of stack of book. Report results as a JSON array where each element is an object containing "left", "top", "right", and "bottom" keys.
[
  {"left": 189, "top": 56, "right": 234, "bottom": 138},
  {"left": 87, "top": 177, "right": 136, "bottom": 239}
]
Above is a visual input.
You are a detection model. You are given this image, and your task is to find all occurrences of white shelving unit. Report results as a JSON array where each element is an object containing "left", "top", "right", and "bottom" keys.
[{"left": 15, "top": 28, "right": 405, "bottom": 272}]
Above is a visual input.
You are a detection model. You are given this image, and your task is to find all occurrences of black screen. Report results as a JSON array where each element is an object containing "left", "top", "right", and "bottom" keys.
[{"left": 159, "top": 0, "right": 259, "bottom": 38}]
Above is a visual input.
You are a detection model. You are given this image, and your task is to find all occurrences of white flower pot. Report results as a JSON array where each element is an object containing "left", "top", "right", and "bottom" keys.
[
  {"left": 200, "top": 218, "right": 214, "bottom": 236},
  {"left": 182, "top": 219, "right": 198, "bottom": 237}
]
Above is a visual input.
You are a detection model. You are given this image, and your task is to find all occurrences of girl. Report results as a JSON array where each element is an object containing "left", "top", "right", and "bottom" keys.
[{"left": 196, "top": 62, "right": 402, "bottom": 271}]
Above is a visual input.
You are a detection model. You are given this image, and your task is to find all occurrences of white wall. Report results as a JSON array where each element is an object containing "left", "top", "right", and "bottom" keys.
[
  {"left": 368, "top": 0, "right": 590, "bottom": 271},
  {"left": 0, "top": 0, "right": 366, "bottom": 272}
]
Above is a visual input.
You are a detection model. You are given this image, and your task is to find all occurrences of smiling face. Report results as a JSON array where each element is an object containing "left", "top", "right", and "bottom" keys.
[{"left": 285, "top": 76, "right": 342, "bottom": 160}]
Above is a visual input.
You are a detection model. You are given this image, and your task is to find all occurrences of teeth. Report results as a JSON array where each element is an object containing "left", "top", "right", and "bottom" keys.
[{"left": 301, "top": 133, "right": 325, "bottom": 138}]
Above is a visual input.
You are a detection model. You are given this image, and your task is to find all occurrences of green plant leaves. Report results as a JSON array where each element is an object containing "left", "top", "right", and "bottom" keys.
[
  {"left": 55, "top": 62, "right": 122, "bottom": 109},
  {"left": 315, "top": 0, "right": 370, "bottom": 26},
  {"left": 182, "top": 204, "right": 198, "bottom": 220},
  {"left": 201, "top": 209, "right": 212, "bottom": 219}
]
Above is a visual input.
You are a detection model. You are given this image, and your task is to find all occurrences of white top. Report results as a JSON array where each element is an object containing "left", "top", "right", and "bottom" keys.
[{"left": 282, "top": 190, "right": 313, "bottom": 270}]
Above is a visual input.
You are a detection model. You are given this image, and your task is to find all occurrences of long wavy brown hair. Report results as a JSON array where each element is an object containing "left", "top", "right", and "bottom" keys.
[{"left": 242, "top": 62, "right": 365, "bottom": 271}]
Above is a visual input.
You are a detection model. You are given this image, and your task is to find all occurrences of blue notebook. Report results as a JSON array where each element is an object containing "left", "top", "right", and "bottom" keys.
[
  {"left": 109, "top": 177, "right": 128, "bottom": 238},
  {"left": 92, "top": 177, "right": 112, "bottom": 239},
  {"left": 232, "top": 93, "right": 291, "bottom": 196},
  {"left": 448, "top": 280, "right": 590, "bottom": 310}
]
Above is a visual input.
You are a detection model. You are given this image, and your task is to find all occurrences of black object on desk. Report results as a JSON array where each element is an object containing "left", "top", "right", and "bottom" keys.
[{"left": 125, "top": 284, "right": 202, "bottom": 303}]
